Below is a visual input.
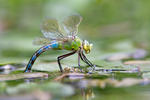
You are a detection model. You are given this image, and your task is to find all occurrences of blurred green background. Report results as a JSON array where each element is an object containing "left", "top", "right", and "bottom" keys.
[{"left": 0, "top": 0, "right": 150, "bottom": 62}]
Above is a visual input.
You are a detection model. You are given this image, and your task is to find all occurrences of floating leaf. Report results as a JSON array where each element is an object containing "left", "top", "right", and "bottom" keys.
[
  {"left": 124, "top": 61, "right": 150, "bottom": 72},
  {"left": 77, "top": 78, "right": 150, "bottom": 88},
  {"left": 54, "top": 72, "right": 85, "bottom": 81},
  {"left": 0, "top": 72, "right": 48, "bottom": 81},
  {"left": 124, "top": 60, "right": 150, "bottom": 65},
  {"left": 32, "top": 62, "right": 68, "bottom": 72}
]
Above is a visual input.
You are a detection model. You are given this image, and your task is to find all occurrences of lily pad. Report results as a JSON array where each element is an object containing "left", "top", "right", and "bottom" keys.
[
  {"left": 32, "top": 61, "right": 68, "bottom": 72},
  {"left": 0, "top": 72, "right": 48, "bottom": 81},
  {"left": 77, "top": 78, "right": 149, "bottom": 88}
]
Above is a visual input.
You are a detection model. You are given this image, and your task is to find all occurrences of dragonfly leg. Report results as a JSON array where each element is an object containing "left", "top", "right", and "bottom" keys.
[
  {"left": 79, "top": 52, "right": 92, "bottom": 66},
  {"left": 79, "top": 53, "right": 88, "bottom": 66},
  {"left": 57, "top": 51, "right": 77, "bottom": 73},
  {"left": 79, "top": 52, "right": 95, "bottom": 73},
  {"left": 79, "top": 51, "right": 95, "bottom": 71},
  {"left": 81, "top": 51, "right": 94, "bottom": 67},
  {"left": 78, "top": 53, "right": 83, "bottom": 72}
]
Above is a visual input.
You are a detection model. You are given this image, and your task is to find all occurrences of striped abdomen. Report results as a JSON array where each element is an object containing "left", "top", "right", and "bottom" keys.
[{"left": 24, "top": 42, "right": 59, "bottom": 72}]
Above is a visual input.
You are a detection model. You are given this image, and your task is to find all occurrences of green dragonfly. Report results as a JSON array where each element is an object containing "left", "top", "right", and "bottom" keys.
[{"left": 24, "top": 14, "right": 94, "bottom": 73}]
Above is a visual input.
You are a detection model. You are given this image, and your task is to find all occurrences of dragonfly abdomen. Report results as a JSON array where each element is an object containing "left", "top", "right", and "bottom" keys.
[{"left": 24, "top": 42, "right": 59, "bottom": 72}]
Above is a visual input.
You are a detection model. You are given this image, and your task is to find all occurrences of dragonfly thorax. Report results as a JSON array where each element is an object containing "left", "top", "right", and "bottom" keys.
[
  {"left": 61, "top": 37, "right": 93, "bottom": 54},
  {"left": 61, "top": 36, "right": 82, "bottom": 51}
]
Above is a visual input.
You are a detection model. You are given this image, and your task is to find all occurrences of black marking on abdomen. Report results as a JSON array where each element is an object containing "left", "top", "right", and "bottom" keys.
[{"left": 24, "top": 44, "right": 51, "bottom": 72}]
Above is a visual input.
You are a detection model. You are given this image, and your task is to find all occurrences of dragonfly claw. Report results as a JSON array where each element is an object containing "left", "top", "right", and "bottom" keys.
[
  {"left": 88, "top": 65, "right": 96, "bottom": 74},
  {"left": 24, "top": 70, "right": 31, "bottom": 73}
]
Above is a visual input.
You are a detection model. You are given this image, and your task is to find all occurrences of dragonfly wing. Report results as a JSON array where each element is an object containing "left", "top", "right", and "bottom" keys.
[
  {"left": 41, "top": 18, "right": 65, "bottom": 40},
  {"left": 33, "top": 37, "right": 51, "bottom": 45},
  {"left": 62, "top": 14, "right": 82, "bottom": 37}
]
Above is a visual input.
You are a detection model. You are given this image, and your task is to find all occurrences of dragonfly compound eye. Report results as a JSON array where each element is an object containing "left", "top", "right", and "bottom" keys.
[{"left": 83, "top": 40, "right": 93, "bottom": 54}]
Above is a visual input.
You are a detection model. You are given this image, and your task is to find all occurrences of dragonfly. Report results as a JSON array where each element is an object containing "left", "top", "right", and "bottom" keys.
[{"left": 24, "top": 14, "right": 94, "bottom": 73}]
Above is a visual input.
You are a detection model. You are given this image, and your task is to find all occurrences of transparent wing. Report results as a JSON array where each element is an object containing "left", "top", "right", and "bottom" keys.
[
  {"left": 62, "top": 14, "right": 82, "bottom": 37},
  {"left": 41, "top": 18, "right": 65, "bottom": 40},
  {"left": 33, "top": 37, "right": 51, "bottom": 45}
]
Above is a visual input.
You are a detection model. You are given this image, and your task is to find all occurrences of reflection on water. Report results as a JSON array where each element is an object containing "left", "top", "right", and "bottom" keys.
[
  {"left": 79, "top": 82, "right": 150, "bottom": 100},
  {"left": 1, "top": 64, "right": 150, "bottom": 100},
  {"left": 24, "top": 77, "right": 48, "bottom": 84},
  {"left": 0, "top": 64, "right": 16, "bottom": 74},
  {"left": 0, "top": 64, "right": 25, "bottom": 74},
  {"left": 81, "top": 88, "right": 95, "bottom": 100}
]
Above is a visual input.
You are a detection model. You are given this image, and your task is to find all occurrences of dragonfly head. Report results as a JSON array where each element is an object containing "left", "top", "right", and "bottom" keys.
[{"left": 83, "top": 40, "right": 93, "bottom": 54}]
